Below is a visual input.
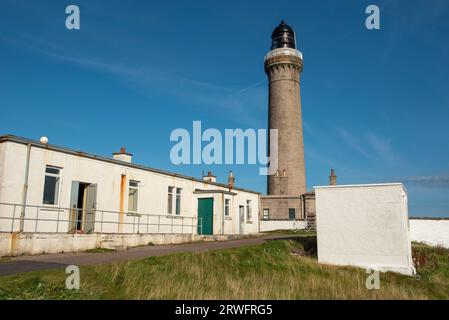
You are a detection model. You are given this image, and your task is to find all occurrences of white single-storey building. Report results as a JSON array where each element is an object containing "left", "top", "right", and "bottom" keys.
[
  {"left": 0, "top": 135, "right": 260, "bottom": 240},
  {"left": 315, "top": 183, "right": 415, "bottom": 275}
]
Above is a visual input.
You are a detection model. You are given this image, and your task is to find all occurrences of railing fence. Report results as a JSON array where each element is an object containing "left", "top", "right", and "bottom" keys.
[{"left": 0, "top": 203, "right": 202, "bottom": 235}]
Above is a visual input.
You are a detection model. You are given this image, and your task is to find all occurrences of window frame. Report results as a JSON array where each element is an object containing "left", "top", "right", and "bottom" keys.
[
  {"left": 128, "top": 180, "right": 139, "bottom": 212},
  {"left": 42, "top": 165, "right": 61, "bottom": 206},
  {"left": 175, "top": 188, "right": 182, "bottom": 215},
  {"left": 246, "top": 200, "right": 252, "bottom": 221},
  {"left": 224, "top": 198, "right": 230, "bottom": 217},
  {"left": 263, "top": 208, "right": 269, "bottom": 220},
  {"left": 288, "top": 208, "right": 296, "bottom": 220},
  {"left": 167, "top": 186, "right": 174, "bottom": 215}
]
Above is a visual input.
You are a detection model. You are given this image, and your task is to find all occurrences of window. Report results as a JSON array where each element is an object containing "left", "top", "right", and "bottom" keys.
[
  {"left": 289, "top": 208, "right": 296, "bottom": 220},
  {"left": 224, "top": 199, "right": 230, "bottom": 216},
  {"left": 175, "top": 188, "right": 182, "bottom": 215},
  {"left": 43, "top": 166, "right": 61, "bottom": 205},
  {"left": 167, "top": 187, "right": 174, "bottom": 214},
  {"left": 128, "top": 181, "right": 139, "bottom": 212},
  {"left": 263, "top": 209, "right": 269, "bottom": 220},
  {"left": 246, "top": 200, "right": 252, "bottom": 220}
]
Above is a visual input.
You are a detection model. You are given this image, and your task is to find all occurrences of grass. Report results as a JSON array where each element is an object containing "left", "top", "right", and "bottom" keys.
[
  {"left": 0, "top": 235, "right": 448, "bottom": 300},
  {"left": 262, "top": 229, "right": 317, "bottom": 237}
]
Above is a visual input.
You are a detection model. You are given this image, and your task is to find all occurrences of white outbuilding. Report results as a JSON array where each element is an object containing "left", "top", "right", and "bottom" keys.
[{"left": 314, "top": 183, "right": 415, "bottom": 275}]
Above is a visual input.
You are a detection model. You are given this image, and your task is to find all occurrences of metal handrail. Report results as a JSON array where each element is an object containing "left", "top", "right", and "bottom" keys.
[{"left": 0, "top": 202, "right": 203, "bottom": 235}]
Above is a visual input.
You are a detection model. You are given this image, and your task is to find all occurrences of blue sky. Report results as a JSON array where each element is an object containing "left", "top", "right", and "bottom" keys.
[{"left": 1, "top": 0, "right": 448, "bottom": 217}]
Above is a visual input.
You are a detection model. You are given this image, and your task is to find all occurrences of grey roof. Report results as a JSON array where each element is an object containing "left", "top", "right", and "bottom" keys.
[{"left": 0, "top": 134, "right": 260, "bottom": 195}]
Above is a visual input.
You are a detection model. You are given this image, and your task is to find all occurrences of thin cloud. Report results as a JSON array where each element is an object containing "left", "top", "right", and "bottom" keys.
[
  {"left": 8, "top": 36, "right": 265, "bottom": 126},
  {"left": 367, "top": 133, "right": 400, "bottom": 163},
  {"left": 337, "top": 128, "right": 371, "bottom": 158},
  {"left": 401, "top": 175, "right": 449, "bottom": 188}
]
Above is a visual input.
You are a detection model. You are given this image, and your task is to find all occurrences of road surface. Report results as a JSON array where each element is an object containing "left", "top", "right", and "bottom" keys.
[{"left": 0, "top": 234, "right": 301, "bottom": 276}]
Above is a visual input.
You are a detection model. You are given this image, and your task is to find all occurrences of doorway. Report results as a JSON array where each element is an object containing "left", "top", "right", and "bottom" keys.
[
  {"left": 69, "top": 181, "right": 97, "bottom": 234},
  {"left": 239, "top": 205, "right": 245, "bottom": 234},
  {"left": 197, "top": 198, "right": 213, "bottom": 235}
]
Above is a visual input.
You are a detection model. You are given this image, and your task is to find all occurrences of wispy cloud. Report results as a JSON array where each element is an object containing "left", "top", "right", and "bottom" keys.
[
  {"left": 367, "top": 133, "right": 401, "bottom": 164},
  {"left": 337, "top": 128, "right": 371, "bottom": 158},
  {"left": 5, "top": 34, "right": 266, "bottom": 126},
  {"left": 401, "top": 175, "right": 449, "bottom": 188}
]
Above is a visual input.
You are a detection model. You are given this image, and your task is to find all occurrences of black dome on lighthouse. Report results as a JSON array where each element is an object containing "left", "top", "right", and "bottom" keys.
[{"left": 271, "top": 20, "right": 296, "bottom": 50}]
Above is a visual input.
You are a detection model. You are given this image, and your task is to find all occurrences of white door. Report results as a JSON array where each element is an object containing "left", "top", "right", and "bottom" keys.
[{"left": 239, "top": 205, "right": 245, "bottom": 234}]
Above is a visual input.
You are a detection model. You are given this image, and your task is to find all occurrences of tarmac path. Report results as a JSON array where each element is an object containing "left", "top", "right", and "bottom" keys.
[{"left": 0, "top": 234, "right": 300, "bottom": 276}]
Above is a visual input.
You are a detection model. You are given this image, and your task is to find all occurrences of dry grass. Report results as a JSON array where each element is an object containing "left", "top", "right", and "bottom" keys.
[{"left": 0, "top": 238, "right": 448, "bottom": 300}]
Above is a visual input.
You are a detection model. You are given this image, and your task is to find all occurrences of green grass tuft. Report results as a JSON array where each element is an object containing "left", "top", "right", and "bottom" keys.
[{"left": 0, "top": 237, "right": 448, "bottom": 300}]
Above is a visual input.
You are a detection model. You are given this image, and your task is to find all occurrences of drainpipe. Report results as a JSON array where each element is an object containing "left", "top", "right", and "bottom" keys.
[
  {"left": 221, "top": 193, "right": 225, "bottom": 235},
  {"left": 119, "top": 174, "right": 126, "bottom": 233},
  {"left": 20, "top": 144, "right": 31, "bottom": 232}
]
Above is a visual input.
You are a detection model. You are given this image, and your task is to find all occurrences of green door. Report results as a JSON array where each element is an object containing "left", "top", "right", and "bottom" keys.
[{"left": 198, "top": 198, "right": 213, "bottom": 235}]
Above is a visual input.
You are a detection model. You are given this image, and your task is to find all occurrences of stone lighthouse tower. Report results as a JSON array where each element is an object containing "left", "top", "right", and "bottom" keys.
[
  {"left": 261, "top": 21, "right": 314, "bottom": 222},
  {"left": 265, "top": 20, "right": 306, "bottom": 196}
]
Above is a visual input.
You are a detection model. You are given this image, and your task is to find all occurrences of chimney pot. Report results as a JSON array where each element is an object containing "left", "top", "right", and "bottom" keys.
[
  {"left": 329, "top": 169, "right": 337, "bottom": 186},
  {"left": 228, "top": 170, "right": 235, "bottom": 189}
]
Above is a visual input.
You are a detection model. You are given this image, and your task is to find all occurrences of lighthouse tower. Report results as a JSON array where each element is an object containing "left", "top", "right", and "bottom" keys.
[
  {"left": 261, "top": 21, "right": 313, "bottom": 222},
  {"left": 265, "top": 20, "right": 306, "bottom": 196}
]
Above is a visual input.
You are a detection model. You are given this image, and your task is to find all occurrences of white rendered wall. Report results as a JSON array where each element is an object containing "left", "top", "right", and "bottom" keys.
[
  {"left": 0, "top": 141, "right": 259, "bottom": 235},
  {"left": 315, "top": 184, "right": 415, "bottom": 275},
  {"left": 410, "top": 219, "right": 449, "bottom": 248},
  {"left": 259, "top": 220, "right": 307, "bottom": 232}
]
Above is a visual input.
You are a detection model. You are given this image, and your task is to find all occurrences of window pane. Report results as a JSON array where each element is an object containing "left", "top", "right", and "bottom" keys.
[
  {"left": 263, "top": 209, "right": 269, "bottom": 220},
  {"left": 43, "top": 176, "right": 58, "bottom": 204},
  {"left": 225, "top": 199, "right": 230, "bottom": 216},
  {"left": 176, "top": 195, "right": 181, "bottom": 215},
  {"left": 45, "top": 167, "right": 60, "bottom": 175},
  {"left": 128, "top": 188, "right": 138, "bottom": 211},
  {"left": 289, "top": 208, "right": 296, "bottom": 220},
  {"left": 167, "top": 193, "right": 173, "bottom": 214}
]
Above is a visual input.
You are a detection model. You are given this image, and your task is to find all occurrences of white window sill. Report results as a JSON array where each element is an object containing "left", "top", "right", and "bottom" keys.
[{"left": 225, "top": 217, "right": 232, "bottom": 220}]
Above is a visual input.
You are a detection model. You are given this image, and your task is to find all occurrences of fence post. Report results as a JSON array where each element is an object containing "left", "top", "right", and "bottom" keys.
[
  {"left": 11, "top": 204, "right": 16, "bottom": 233},
  {"left": 181, "top": 217, "right": 184, "bottom": 235},
  {"left": 171, "top": 216, "right": 173, "bottom": 234},
  {"left": 34, "top": 206, "right": 39, "bottom": 233},
  {"left": 146, "top": 215, "right": 149, "bottom": 234},
  {"left": 137, "top": 215, "right": 140, "bottom": 234},
  {"left": 56, "top": 209, "right": 60, "bottom": 233},
  {"left": 118, "top": 211, "right": 120, "bottom": 233},
  {"left": 101, "top": 210, "right": 104, "bottom": 233},
  {"left": 158, "top": 215, "right": 160, "bottom": 233}
]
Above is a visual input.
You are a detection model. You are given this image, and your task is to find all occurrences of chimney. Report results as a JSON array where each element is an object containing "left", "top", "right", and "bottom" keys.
[
  {"left": 202, "top": 171, "right": 217, "bottom": 183},
  {"left": 329, "top": 169, "right": 337, "bottom": 186},
  {"left": 113, "top": 147, "right": 133, "bottom": 163},
  {"left": 228, "top": 170, "right": 235, "bottom": 189}
]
